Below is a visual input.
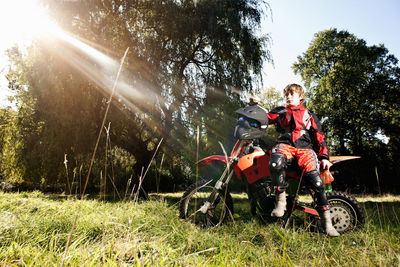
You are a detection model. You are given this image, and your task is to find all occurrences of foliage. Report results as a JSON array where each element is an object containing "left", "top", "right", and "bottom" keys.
[
  {"left": 0, "top": 191, "right": 399, "bottom": 265},
  {"left": 293, "top": 28, "right": 400, "bottom": 193},
  {"left": 1, "top": 0, "right": 271, "bottom": 190},
  {"left": 0, "top": 84, "right": 37, "bottom": 185},
  {"left": 258, "top": 86, "right": 284, "bottom": 112}
]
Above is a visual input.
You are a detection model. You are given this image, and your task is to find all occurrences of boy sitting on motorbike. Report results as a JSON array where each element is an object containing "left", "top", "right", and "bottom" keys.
[{"left": 267, "top": 84, "right": 340, "bottom": 237}]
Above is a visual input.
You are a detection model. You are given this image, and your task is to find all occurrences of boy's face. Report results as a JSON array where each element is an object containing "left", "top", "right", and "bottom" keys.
[{"left": 285, "top": 91, "right": 301, "bottom": 106}]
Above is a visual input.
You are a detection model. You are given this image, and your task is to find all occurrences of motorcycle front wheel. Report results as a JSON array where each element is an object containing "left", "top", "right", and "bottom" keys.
[{"left": 179, "top": 179, "right": 234, "bottom": 229}]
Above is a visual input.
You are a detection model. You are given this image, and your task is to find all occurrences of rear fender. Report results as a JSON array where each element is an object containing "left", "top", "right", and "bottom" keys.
[
  {"left": 330, "top": 156, "right": 361, "bottom": 165},
  {"left": 323, "top": 156, "right": 361, "bottom": 184}
]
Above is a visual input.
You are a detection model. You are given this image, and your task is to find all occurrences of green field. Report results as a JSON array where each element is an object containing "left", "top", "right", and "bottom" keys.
[{"left": 0, "top": 191, "right": 399, "bottom": 266}]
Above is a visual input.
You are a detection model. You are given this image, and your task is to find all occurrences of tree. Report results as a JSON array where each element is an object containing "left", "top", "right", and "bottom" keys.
[
  {"left": 3, "top": 0, "right": 272, "bottom": 191},
  {"left": 258, "top": 86, "right": 284, "bottom": 112},
  {"left": 293, "top": 28, "right": 400, "bottom": 193}
]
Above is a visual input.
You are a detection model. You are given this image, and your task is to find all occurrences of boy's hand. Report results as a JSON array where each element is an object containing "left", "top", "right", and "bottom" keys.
[{"left": 321, "top": 159, "right": 333, "bottom": 171}]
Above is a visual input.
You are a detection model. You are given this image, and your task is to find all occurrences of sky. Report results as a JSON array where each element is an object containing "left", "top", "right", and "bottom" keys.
[
  {"left": 261, "top": 0, "right": 400, "bottom": 91},
  {"left": 1, "top": 0, "right": 400, "bottom": 107}
]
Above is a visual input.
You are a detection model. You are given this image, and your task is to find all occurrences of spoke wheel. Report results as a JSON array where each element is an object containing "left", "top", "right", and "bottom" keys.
[
  {"left": 326, "top": 191, "right": 364, "bottom": 233},
  {"left": 309, "top": 191, "right": 365, "bottom": 234},
  {"left": 179, "top": 179, "right": 234, "bottom": 230}
]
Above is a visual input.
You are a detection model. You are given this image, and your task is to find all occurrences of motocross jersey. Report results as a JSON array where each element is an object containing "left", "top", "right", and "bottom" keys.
[{"left": 267, "top": 103, "right": 329, "bottom": 160}]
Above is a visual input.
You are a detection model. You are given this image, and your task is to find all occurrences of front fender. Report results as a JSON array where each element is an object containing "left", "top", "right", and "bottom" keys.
[{"left": 196, "top": 155, "right": 231, "bottom": 167}]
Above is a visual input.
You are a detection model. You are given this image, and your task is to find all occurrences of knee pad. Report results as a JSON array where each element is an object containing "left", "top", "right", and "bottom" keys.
[
  {"left": 304, "top": 170, "right": 324, "bottom": 192},
  {"left": 269, "top": 152, "right": 286, "bottom": 174},
  {"left": 305, "top": 170, "right": 328, "bottom": 209}
]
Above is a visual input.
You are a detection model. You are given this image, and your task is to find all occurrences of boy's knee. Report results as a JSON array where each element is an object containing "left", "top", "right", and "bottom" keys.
[
  {"left": 304, "top": 170, "right": 324, "bottom": 192},
  {"left": 269, "top": 152, "right": 286, "bottom": 173}
]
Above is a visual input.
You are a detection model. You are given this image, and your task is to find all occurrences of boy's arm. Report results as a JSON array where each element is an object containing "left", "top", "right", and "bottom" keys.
[
  {"left": 267, "top": 106, "right": 288, "bottom": 124},
  {"left": 310, "top": 112, "right": 329, "bottom": 160}
]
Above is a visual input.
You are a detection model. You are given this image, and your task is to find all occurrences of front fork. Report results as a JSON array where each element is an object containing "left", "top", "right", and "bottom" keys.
[
  {"left": 197, "top": 141, "right": 245, "bottom": 214},
  {"left": 198, "top": 168, "right": 236, "bottom": 214}
]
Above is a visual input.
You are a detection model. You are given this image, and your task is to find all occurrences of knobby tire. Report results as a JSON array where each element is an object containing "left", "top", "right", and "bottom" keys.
[{"left": 179, "top": 179, "right": 234, "bottom": 230}]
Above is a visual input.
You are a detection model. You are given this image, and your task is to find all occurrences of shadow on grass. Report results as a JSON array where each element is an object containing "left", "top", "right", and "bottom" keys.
[
  {"left": 29, "top": 191, "right": 400, "bottom": 230},
  {"left": 154, "top": 193, "right": 400, "bottom": 230},
  {"left": 36, "top": 191, "right": 150, "bottom": 203}
]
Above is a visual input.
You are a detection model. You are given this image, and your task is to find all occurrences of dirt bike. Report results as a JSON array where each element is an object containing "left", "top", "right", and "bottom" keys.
[{"left": 179, "top": 106, "right": 365, "bottom": 234}]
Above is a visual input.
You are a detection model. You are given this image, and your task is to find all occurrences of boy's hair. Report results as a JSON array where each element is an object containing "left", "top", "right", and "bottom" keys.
[{"left": 283, "top": 84, "right": 305, "bottom": 102}]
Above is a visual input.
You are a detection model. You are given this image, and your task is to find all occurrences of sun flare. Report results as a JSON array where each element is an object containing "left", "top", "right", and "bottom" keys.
[
  {"left": 0, "top": 0, "right": 57, "bottom": 52},
  {"left": 0, "top": 0, "right": 155, "bottom": 118}
]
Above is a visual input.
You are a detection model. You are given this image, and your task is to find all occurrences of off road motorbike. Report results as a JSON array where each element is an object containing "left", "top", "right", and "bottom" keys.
[{"left": 179, "top": 106, "right": 365, "bottom": 234}]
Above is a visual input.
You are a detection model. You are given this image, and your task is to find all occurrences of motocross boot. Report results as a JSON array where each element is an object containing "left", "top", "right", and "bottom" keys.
[
  {"left": 303, "top": 170, "right": 339, "bottom": 236},
  {"left": 321, "top": 210, "right": 340, "bottom": 237},
  {"left": 271, "top": 191, "right": 287, "bottom": 217}
]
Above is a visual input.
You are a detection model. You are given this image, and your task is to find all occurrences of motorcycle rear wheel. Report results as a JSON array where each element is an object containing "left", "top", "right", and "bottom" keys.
[{"left": 179, "top": 179, "right": 234, "bottom": 229}]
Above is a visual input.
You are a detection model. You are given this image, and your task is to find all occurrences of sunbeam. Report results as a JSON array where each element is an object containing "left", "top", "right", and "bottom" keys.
[
  {"left": 35, "top": 19, "right": 236, "bottom": 161},
  {"left": 43, "top": 27, "right": 157, "bottom": 112},
  {"left": 40, "top": 26, "right": 195, "bottom": 152}
]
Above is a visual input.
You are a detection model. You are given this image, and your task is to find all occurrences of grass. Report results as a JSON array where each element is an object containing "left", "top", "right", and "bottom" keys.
[{"left": 0, "top": 191, "right": 399, "bottom": 266}]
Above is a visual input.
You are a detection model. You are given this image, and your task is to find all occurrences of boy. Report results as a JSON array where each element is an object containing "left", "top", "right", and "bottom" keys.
[{"left": 267, "top": 84, "right": 339, "bottom": 237}]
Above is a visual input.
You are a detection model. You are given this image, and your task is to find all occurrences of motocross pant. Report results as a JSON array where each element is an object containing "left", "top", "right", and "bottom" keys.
[{"left": 270, "top": 143, "right": 330, "bottom": 212}]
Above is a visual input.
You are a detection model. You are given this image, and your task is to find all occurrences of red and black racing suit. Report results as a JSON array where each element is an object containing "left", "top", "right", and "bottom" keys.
[{"left": 267, "top": 103, "right": 330, "bottom": 213}]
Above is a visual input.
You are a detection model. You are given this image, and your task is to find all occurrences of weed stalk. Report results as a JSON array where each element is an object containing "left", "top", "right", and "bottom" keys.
[
  {"left": 81, "top": 47, "right": 129, "bottom": 197},
  {"left": 375, "top": 166, "right": 387, "bottom": 228},
  {"left": 134, "top": 138, "right": 163, "bottom": 202},
  {"left": 156, "top": 153, "right": 165, "bottom": 193},
  {"left": 193, "top": 126, "right": 200, "bottom": 224},
  {"left": 64, "top": 154, "right": 71, "bottom": 195},
  {"left": 124, "top": 174, "right": 132, "bottom": 201},
  {"left": 218, "top": 141, "right": 235, "bottom": 224}
]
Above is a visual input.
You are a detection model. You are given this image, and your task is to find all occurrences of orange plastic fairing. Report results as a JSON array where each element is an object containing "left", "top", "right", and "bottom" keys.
[{"left": 235, "top": 150, "right": 271, "bottom": 184}]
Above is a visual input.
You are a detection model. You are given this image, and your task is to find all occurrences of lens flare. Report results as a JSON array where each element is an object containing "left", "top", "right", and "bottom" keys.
[{"left": 41, "top": 25, "right": 174, "bottom": 145}]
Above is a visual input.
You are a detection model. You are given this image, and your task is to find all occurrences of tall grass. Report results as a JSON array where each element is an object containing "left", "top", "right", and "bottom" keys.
[{"left": 0, "top": 191, "right": 399, "bottom": 266}]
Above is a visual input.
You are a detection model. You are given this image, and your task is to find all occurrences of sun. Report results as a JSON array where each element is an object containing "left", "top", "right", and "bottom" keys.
[
  {"left": 0, "top": 0, "right": 60, "bottom": 106},
  {"left": 0, "top": 0, "right": 56, "bottom": 53}
]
